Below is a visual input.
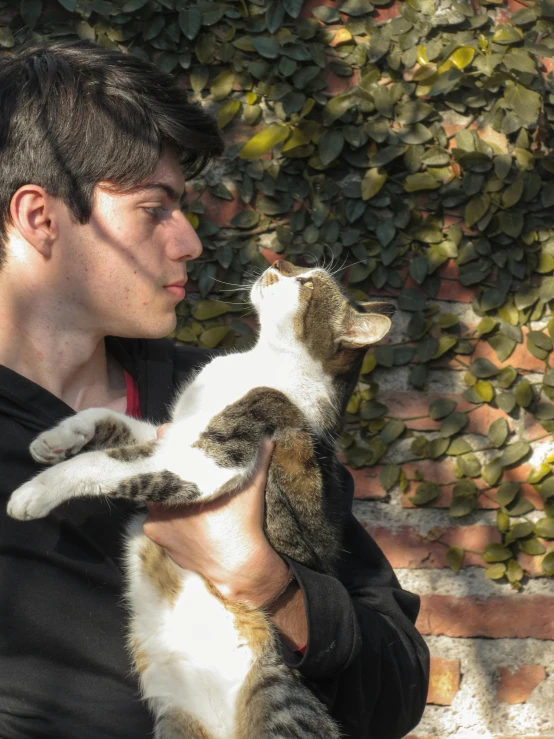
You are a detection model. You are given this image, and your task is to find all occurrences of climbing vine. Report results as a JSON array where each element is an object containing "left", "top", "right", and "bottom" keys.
[{"left": 2, "top": 0, "right": 554, "bottom": 584}]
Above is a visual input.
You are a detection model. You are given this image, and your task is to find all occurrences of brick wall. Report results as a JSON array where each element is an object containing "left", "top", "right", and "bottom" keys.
[
  {"left": 348, "top": 291, "right": 554, "bottom": 737},
  {"left": 352, "top": 339, "right": 554, "bottom": 738}
]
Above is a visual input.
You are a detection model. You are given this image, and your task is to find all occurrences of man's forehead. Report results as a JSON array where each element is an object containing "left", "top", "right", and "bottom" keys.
[{"left": 140, "top": 153, "right": 186, "bottom": 197}]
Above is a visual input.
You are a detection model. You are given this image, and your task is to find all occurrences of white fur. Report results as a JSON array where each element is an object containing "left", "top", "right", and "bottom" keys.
[{"left": 125, "top": 515, "right": 255, "bottom": 739}]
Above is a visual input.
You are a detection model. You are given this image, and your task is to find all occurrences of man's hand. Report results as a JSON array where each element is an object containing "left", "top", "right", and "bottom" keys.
[
  {"left": 145, "top": 431, "right": 286, "bottom": 604},
  {"left": 144, "top": 426, "right": 308, "bottom": 649}
]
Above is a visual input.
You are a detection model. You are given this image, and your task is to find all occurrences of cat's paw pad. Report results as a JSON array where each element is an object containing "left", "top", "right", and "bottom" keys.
[
  {"left": 30, "top": 418, "right": 96, "bottom": 464},
  {"left": 7, "top": 479, "right": 53, "bottom": 520}
]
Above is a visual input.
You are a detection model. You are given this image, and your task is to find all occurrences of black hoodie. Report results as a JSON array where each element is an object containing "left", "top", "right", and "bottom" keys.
[{"left": 0, "top": 337, "right": 429, "bottom": 739}]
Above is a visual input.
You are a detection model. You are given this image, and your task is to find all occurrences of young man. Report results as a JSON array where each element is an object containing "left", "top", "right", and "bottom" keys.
[{"left": 0, "top": 41, "right": 429, "bottom": 739}]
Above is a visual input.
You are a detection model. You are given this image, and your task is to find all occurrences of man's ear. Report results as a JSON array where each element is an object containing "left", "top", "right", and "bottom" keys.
[
  {"left": 338, "top": 308, "right": 392, "bottom": 349},
  {"left": 9, "top": 185, "right": 57, "bottom": 257}
]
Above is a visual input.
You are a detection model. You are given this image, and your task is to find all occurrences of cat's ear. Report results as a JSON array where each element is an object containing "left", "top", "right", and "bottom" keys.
[
  {"left": 338, "top": 306, "right": 393, "bottom": 348},
  {"left": 359, "top": 301, "right": 396, "bottom": 318}
]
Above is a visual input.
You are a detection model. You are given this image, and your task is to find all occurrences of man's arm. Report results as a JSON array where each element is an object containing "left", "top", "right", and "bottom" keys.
[{"left": 277, "top": 470, "right": 430, "bottom": 739}]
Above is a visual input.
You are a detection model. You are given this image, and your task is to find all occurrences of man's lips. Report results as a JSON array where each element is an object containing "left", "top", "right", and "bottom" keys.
[
  {"left": 163, "top": 280, "right": 187, "bottom": 298},
  {"left": 164, "top": 279, "right": 187, "bottom": 288}
]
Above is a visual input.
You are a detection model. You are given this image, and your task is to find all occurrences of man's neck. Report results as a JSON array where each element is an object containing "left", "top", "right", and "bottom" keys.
[{"left": 0, "top": 318, "right": 127, "bottom": 413}]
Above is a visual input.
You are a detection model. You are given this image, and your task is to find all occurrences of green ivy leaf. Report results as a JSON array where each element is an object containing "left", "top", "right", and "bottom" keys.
[
  {"left": 380, "top": 420, "right": 405, "bottom": 444},
  {"left": 379, "top": 464, "right": 400, "bottom": 492},
  {"left": 496, "top": 392, "right": 517, "bottom": 413},
  {"left": 485, "top": 563, "right": 507, "bottom": 579},
  {"left": 541, "top": 551, "right": 554, "bottom": 576},
  {"left": 482, "top": 459, "right": 503, "bottom": 486},
  {"left": 361, "top": 168, "right": 388, "bottom": 200},
  {"left": 199, "top": 326, "right": 230, "bottom": 348},
  {"left": 192, "top": 301, "right": 229, "bottom": 320},
  {"left": 535, "top": 518, "right": 554, "bottom": 539},
  {"left": 465, "top": 193, "right": 490, "bottom": 228},
  {"left": 439, "top": 411, "right": 468, "bottom": 438},
  {"left": 403, "top": 173, "right": 441, "bottom": 192},
  {"left": 500, "top": 441, "right": 531, "bottom": 467},
  {"left": 231, "top": 210, "right": 260, "bottom": 229},
  {"left": 469, "top": 358, "right": 499, "bottom": 378},
  {"left": 21, "top": 0, "right": 43, "bottom": 29},
  {"left": 319, "top": 129, "right": 345, "bottom": 166},
  {"left": 519, "top": 538, "right": 546, "bottom": 556},
  {"left": 240, "top": 124, "right": 291, "bottom": 159},
  {"left": 178, "top": 8, "right": 202, "bottom": 40},
  {"left": 409, "top": 482, "right": 441, "bottom": 505},
  {"left": 252, "top": 37, "right": 281, "bottom": 59},
  {"left": 446, "top": 546, "right": 464, "bottom": 573},
  {"left": 429, "top": 398, "right": 457, "bottom": 420},
  {"left": 488, "top": 418, "right": 509, "bottom": 448},
  {"left": 483, "top": 543, "right": 513, "bottom": 563},
  {"left": 515, "top": 380, "right": 533, "bottom": 408}
]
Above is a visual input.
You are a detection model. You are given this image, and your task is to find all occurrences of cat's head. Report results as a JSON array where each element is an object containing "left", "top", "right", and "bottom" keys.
[{"left": 251, "top": 260, "right": 395, "bottom": 378}]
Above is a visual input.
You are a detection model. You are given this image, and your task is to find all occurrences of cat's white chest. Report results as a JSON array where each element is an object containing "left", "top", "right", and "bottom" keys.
[
  {"left": 172, "top": 348, "right": 330, "bottom": 433},
  {"left": 125, "top": 516, "right": 255, "bottom": 739}
]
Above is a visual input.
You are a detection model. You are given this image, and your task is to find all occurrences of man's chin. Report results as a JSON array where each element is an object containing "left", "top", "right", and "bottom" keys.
[{"left": 116, "top": 315, "right": 177, "bottom": 341}]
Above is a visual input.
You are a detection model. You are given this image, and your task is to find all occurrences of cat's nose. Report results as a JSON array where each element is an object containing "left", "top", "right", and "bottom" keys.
[{"left": 273, "top": 260, "right": 294, "bottom": 274}]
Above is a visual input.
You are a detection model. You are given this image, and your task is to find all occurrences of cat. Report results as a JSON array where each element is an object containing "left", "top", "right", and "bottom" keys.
[{"left": 8, "top": 259, "right": 394, "bottom": 739}]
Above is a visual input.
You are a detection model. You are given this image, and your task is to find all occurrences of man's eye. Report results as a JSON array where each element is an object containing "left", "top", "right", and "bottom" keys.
[{"left": 144, "top": 206, "right": 167, "bottom": 218}]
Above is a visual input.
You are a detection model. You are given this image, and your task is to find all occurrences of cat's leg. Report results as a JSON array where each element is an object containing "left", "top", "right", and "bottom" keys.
[
  {"left": 154, "top": 709, "right": 215, "bottom": 739},
  {"left": 30, "top": 407, "right": 157, "bottom": 465},
  {"left": 8, "top": 387, "right": 305, "bottom": 522},
  {"left": 7, "top": 442, "right": 201, "bottom": 520}
]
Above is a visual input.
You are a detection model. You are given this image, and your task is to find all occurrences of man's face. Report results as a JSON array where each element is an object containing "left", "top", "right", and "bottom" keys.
[{"left": 49, "top": 150, "right": 201, "bottom": 339}]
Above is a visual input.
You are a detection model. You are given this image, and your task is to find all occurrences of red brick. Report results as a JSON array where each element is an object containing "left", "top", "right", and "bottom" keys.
[
  {"left": 223, "top": 121, "right": 264, "bottom": 145},
  {"left": 496, "top": 664, "right": 546, "bottom": 704},
  {"left": 378, "top": 392, "right": 444, "bottom": 431},
  {"left": 320, "top": 68, "right": 360, "bottom": 96},
  {"left": 437, "top": 261, "right": 477, "bottom": 302},
  {"left": 523, "top": 409, "right": 554, "bottom": 441},
  {"left": 540, "top": 56, "right": 554, "bottom": 75},
  {"left": 299, "top": 0, "right": 337, "bottom": 19},
  {"left": 403, "top": 458, "right": 457, "bottom": 484},
  {"left": 427, "top": 657, "right": 460, "bottom": 705},
  {"left": 506, "top": 0, "right": 529, "bottom": 9},
  {"left": 363, "top": 524, "right": 500, "bottom": 569},
  {"left": 373, "top": 3, "right": 401, "bottom": 21},
  {"left": 402, "top": 482, "right": 544, "bottom": 512},
  {"left": 466, "top": 404, "right": 513, "bottom": 435},
  {"left": 518, "top": 541, "right": 554, "bottom": 576},
  {"left": 416, "top": 595, "right": 554, "bottom": 639},
  {"left": 471, "top": 327, "right": 553, "bottom": 372},
  {"left": 349, "top": 466, "right": 388, "bottom": 500}
]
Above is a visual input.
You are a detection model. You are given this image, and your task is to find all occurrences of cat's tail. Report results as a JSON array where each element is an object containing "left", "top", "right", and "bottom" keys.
[{"left": 236, "top": 650, "right": 342, "bottom": 739}]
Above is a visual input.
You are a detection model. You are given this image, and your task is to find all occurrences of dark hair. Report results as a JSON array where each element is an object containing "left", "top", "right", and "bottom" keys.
[{"left": 0, "top": 40, "right": 224, "bottom": 265}]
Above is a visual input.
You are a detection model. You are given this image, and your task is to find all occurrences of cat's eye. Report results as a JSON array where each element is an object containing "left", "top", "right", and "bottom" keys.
[{"left": 298, "top": 278, "right": 314, "bottom": 289}]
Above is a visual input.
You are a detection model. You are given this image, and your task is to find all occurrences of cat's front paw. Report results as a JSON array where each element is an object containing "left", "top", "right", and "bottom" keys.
[
  {"left": 7, "top": 478, "right": 54, "bottom": 520},
  {"left": 30, "top": 417, "right": 96, "bottom": 465}
]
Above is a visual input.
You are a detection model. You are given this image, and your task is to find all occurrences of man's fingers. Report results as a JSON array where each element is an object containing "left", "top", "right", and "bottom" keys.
[
  {"left": 257, "top": 437, "right": 275, "bottom": 471},
  {"left": 156, "top": 423, "right": 171, "bottom": 439}
]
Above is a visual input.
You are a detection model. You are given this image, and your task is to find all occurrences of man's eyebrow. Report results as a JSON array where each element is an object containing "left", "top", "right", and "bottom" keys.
[{"left": 131, "top": 183, "right": 185, "bottom": 201}]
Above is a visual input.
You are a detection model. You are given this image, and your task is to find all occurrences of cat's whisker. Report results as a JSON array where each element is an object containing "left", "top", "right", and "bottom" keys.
[
  {"left": 211, "top": 279, "right": 248, "bottom": 288},
  {"left": 330, "top": 258, "right": 370, "bottom": 278}
]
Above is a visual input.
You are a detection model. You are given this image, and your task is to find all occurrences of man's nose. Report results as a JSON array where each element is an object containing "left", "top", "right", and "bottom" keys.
[{"left": 169, "top": 210, "right": 202, "bottom": 260}]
